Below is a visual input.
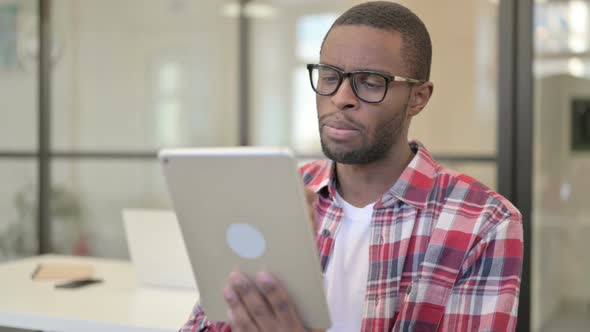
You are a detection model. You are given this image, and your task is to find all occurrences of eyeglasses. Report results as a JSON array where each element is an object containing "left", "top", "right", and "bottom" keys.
[{"left": 306, "top": 64, "right": 423, "bottom": 103}]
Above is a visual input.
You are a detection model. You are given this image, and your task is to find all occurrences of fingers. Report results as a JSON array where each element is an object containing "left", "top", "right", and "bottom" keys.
[
  {"left": 256, "top": 271, "right": 304, "bottom": 329},
  {"left": 226, "top": 272, "right": 277, "bottom": 332},
  {"left": 224, "top": 285, "right": 258, "bottom": 332}
]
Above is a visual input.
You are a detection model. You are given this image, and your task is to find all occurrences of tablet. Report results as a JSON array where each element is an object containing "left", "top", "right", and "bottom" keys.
[{"left": 159, "top": 147, "right": 331, "bottom": 329}]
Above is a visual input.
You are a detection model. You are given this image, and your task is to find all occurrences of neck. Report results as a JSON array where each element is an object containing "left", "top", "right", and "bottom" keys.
[{"left": 335, "top": 141, "right": 414, "bottom": 207}]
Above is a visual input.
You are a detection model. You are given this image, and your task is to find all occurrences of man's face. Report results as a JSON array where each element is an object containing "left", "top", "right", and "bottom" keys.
[{"left": 317, "top": 25, "right": 413, "bottom": 164}]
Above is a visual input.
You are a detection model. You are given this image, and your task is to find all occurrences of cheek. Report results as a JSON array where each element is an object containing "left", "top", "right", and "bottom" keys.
[
  {"left": 316, "top": 96, "right": 331, "bottom": 116},
  {"left": 315, "top": 97, "right": 321, "bottom": 115},
  {"left": 362, "top": 104, "right": 403, "bottom": 137},
  {"left": 363, "top": 119, "right": 380, "bottom": 140},
  {"left": 353, "top": 109, "right": 378, "bottom": 137},
  {"left": 315, "top": 95, "right": 326, "bottom": 112}
]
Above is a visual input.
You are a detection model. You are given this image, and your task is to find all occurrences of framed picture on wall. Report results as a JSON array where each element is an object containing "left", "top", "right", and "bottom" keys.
[
  {"left": 572, "top": 99, "right": 590, "bottom": 152},
  {"left": 0, "top": 3, "right": 18, "bottom": 70}
]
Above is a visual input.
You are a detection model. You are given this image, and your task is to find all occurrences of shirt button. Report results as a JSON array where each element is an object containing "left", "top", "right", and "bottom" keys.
[
  {"left": 322, "top": 229, "right": 331, "bottom": 237},
  {"left": 406, "top": 285, "right": 412, "bottom": 295}
]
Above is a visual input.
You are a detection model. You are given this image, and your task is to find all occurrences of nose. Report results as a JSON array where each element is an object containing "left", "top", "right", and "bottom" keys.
[{"left": 331, "top": 77, "right": 359, "bottom": 111}]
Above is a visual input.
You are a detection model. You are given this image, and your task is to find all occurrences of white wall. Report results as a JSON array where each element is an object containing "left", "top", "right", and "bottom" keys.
[
  {"left": 52, "top": 0, "right": 239, "bottom": 151},
  {"left": 49, "top": 0, "right": 238, "bottom": 258},
  {"left": 533, "top": 73, "right": 590, "bottom": 329}
]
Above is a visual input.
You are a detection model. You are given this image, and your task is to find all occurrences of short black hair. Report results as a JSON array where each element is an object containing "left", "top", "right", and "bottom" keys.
[{"left": 322, "top": 1, "right": 432, "bottom": 81}]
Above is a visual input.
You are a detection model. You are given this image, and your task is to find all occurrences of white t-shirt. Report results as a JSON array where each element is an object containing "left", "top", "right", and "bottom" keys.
[{"left": 325, "top": 191, "right": 374, "bottom": 332}]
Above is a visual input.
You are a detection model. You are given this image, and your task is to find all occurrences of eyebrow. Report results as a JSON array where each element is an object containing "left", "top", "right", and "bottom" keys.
[{"left": 319, "top": 63, "right": 395, "bottom": 77}]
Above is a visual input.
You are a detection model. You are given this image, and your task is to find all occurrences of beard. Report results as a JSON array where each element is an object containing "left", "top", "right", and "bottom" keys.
[{"left": 319, "top": 108, "right": 407, "bottom": 165}]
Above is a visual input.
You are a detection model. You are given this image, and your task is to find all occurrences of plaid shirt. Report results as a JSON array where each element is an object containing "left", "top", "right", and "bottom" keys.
[{"left": 180, "top": 142, "right": 523, "bottom": 332}]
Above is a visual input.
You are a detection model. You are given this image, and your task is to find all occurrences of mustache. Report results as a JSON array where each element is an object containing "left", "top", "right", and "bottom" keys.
[{"left": 318, "top": 111, "right": 364, "bottom": 131}]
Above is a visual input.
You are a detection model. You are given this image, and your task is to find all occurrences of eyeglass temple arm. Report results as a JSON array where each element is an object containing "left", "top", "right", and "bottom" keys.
[{"left": 392, "top": 76, "right": 424, "bottom": 84}]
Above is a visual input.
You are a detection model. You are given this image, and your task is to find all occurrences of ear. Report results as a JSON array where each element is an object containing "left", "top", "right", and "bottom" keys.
[{"left": 407, "top": 81, "right": 434, "bottom": 117}]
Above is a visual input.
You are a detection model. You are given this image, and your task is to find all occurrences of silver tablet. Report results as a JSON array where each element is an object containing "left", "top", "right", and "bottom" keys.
[{"left": 159, "top": 147, "right": 331, "bottom": 329}]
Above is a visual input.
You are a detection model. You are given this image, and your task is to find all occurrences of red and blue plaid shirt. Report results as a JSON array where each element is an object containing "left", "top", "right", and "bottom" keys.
[{"left": 180, "top": 141, "right": 523, "bottom": 332}]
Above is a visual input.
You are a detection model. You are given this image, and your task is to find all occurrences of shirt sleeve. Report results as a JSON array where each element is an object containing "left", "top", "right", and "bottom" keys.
[
  {"left": 439, "top": 212, "right": 523, "bottom": 332},
  {"left": 179, "top": 303, "right": 232, "bottom": 332}
]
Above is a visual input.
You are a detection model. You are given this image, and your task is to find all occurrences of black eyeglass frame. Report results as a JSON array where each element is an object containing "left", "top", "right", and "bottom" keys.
[{"left": 306, "top": 63, "right": 424, "bottom": 103}]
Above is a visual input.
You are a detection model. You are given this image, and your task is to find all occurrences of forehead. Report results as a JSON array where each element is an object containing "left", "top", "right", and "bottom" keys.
[{"left": 320, "top": 25, "right": 406, "bottom": 75}]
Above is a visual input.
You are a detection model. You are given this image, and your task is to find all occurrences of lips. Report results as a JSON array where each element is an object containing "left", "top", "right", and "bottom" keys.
[
  {"left": 321, "top": 119, "right": 361, "bottom": 141},
  {"left": 322, "top": 119, "right": 360, "bottom": 131}
]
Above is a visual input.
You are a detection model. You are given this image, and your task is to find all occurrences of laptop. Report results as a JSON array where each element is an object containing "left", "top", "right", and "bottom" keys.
[{"left": 122, "top": 209, "right": 197, "bottom": 291}]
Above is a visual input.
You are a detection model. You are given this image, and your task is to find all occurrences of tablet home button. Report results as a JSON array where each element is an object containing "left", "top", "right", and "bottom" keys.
[{"left": 226, "top": 223, "right": 266, "bottom": 259}]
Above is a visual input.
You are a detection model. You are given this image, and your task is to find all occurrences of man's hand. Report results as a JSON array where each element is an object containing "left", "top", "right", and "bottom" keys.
[
  {"left": 224, "top": 271, "right": 324, "bottom": 332},
  {"left": 304, "top": 187, "right": 319, "bottom": 235}
]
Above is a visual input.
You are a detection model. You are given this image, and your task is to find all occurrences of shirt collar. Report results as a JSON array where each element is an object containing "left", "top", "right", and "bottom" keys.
[{"left": 311, "top": 141, "right": 437, "bottom": 210}]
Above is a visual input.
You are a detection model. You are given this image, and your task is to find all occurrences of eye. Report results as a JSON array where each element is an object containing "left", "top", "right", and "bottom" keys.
[
  {"left": 360, "top": 80, "right": 382, "bottom": 89},
  {"left": 358, "top": 75, "right": 385, "bottom": 89},
  {"left": 320, "top": 74, "right": 339, "bottom": 83}
]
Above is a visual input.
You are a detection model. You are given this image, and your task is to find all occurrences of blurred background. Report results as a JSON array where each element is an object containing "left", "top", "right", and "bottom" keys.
[{"left": 0, "top": 0, "right": 588, "bottom": 331}]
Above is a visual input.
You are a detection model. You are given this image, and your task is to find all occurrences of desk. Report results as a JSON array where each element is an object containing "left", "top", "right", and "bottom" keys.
[{"left": 0, "top": 255, "right": 199, "bottom": 332}]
